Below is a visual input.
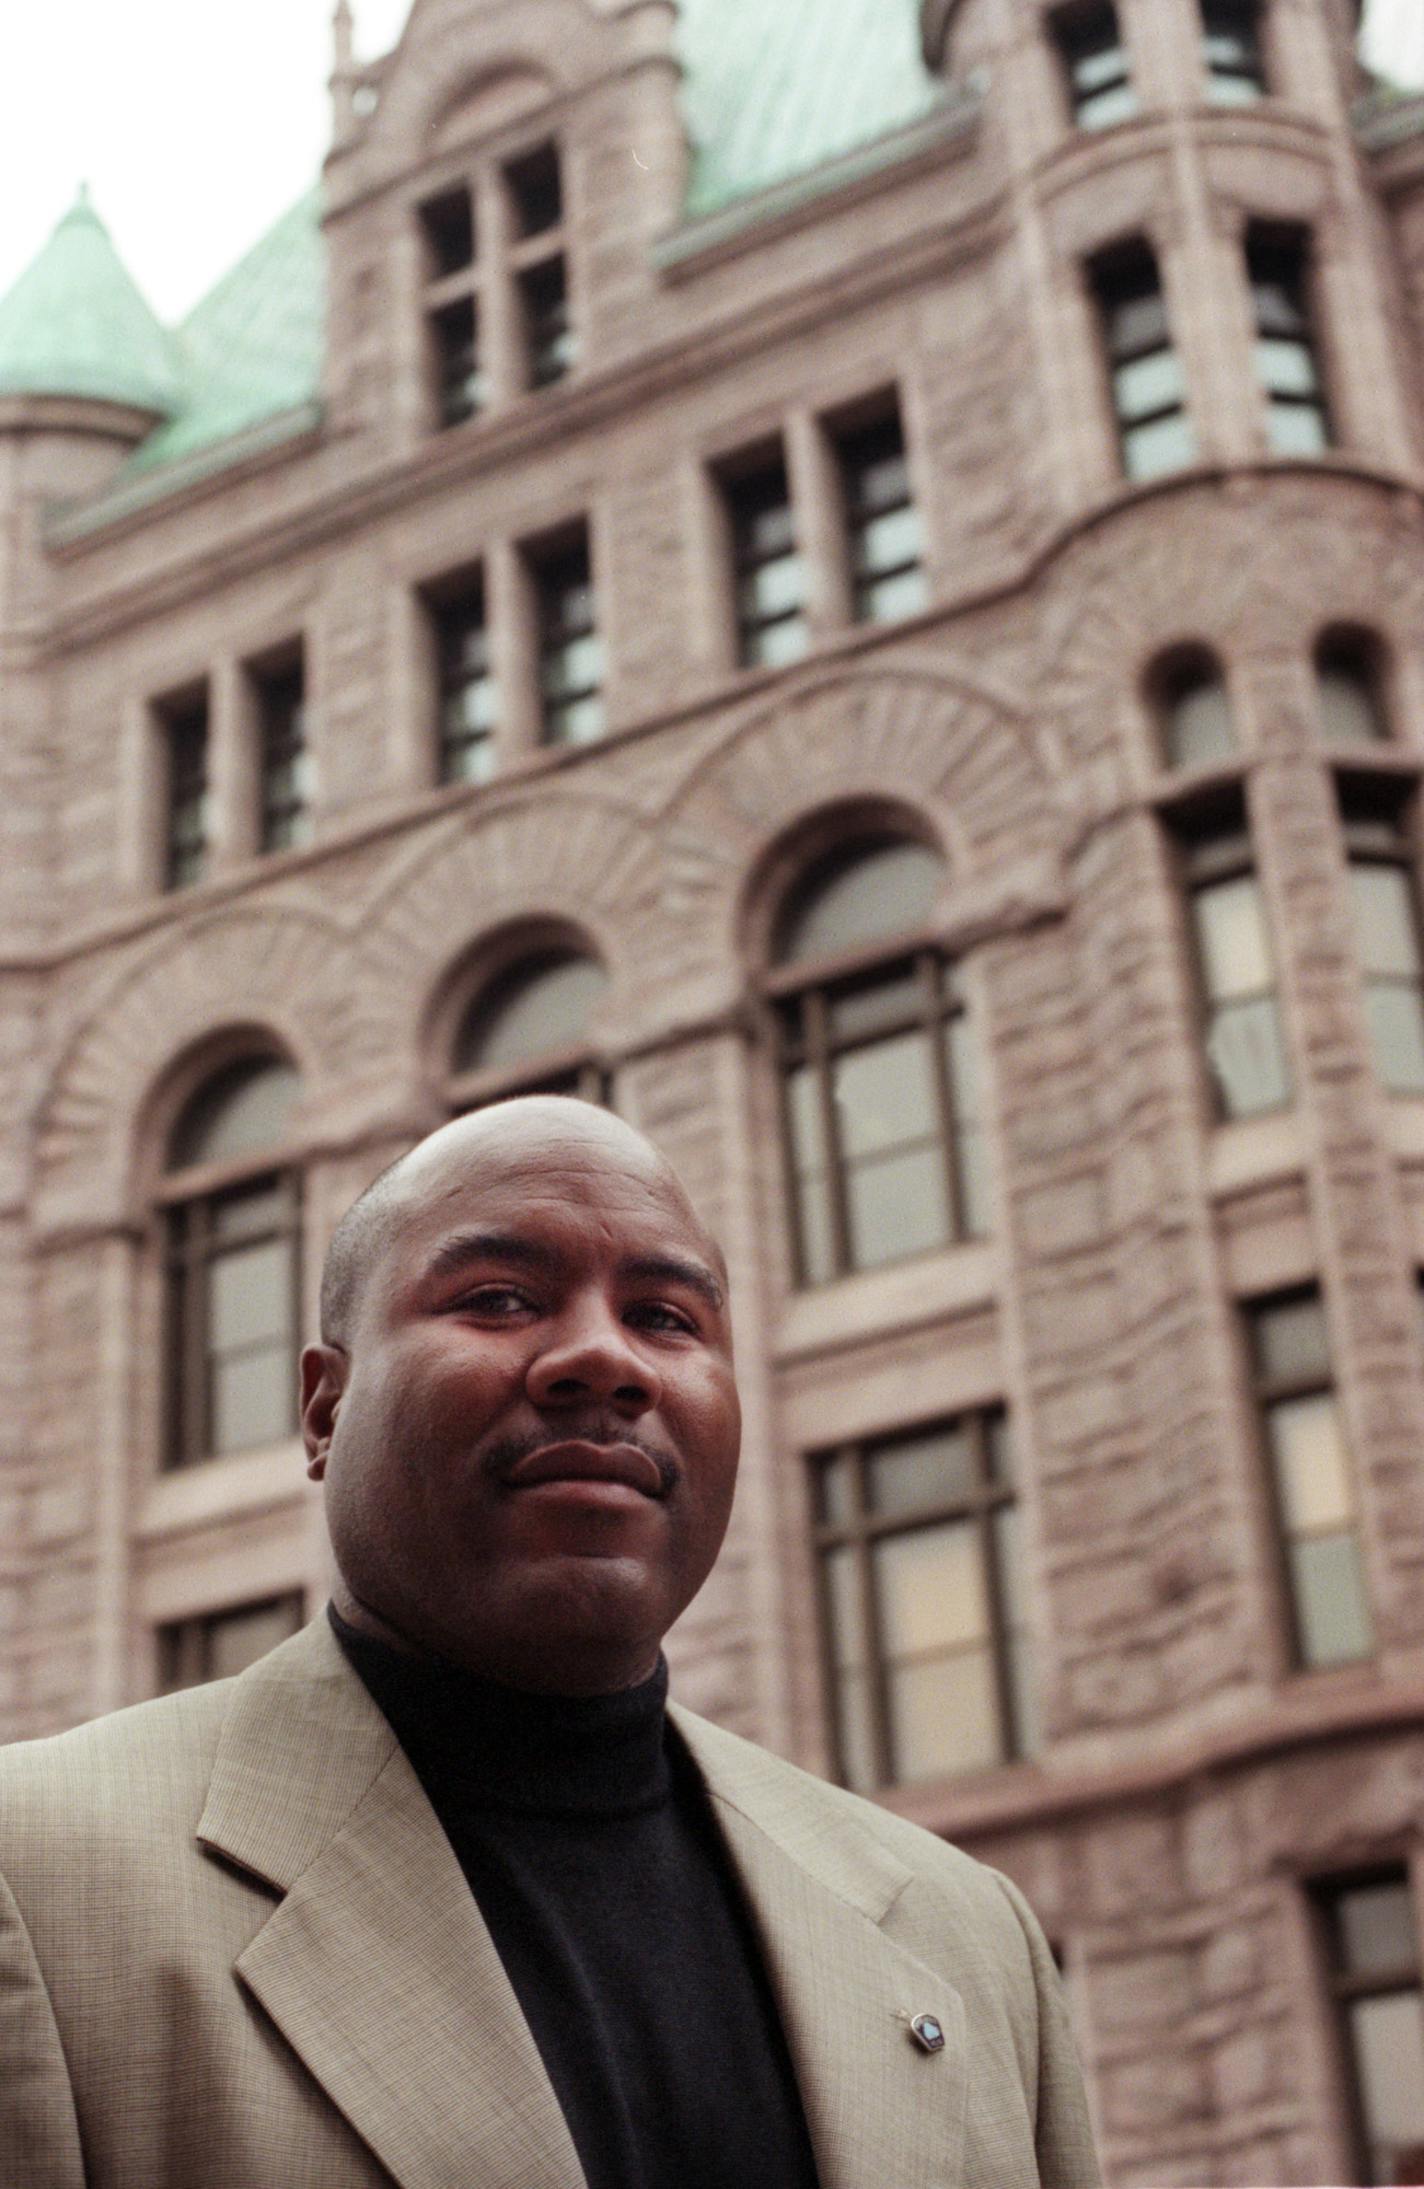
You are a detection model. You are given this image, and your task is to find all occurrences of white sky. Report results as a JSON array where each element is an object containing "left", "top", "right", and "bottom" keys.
[{"left": 2, "top": 0, "right": 1422, "bottom": 325}]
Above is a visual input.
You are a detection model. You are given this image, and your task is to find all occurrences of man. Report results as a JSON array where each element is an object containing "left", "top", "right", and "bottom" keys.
[{"left": 0, "top": 1097, "right": 1099, "bottom": 2189}]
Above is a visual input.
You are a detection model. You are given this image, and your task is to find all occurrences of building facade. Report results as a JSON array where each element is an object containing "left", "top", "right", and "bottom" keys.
[{"left": 4, "top": 0, "right": 1424, "bottom": 2177}]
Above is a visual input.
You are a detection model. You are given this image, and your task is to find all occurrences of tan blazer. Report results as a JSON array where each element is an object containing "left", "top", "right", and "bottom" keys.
[{"left": 0, "top": 1618, "right": 1099, "bottom": 2189}]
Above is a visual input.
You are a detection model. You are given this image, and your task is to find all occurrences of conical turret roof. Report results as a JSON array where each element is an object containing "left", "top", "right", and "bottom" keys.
[{"left": 0, "top": 188, "right": 179, "bottom": 414}]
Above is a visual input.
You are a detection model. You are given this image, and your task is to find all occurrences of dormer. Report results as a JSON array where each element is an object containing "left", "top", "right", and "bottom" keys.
[{"left": 320, "top": 0, "right": 687, "bottom": 445}]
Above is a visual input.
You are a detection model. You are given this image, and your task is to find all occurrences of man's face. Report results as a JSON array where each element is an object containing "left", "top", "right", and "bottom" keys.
[{"left": 301, "top": 1109, "right": 741, "bottom": 1693}]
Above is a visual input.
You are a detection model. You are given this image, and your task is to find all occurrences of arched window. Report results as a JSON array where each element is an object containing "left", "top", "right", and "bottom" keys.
[
  {"left": 159, "top": 1054, "right": 302, "bottom": 1469},
  {"left": 1315, "top": 630, "right": 1390, "bottom": 748},
  {"left": 767, "top": 835, "right": 987, "bottom": 1285},
  {"left": 1153, "top": 648, "right": 1235, "bottom": 771},
  {"left": 449, "top": 946, "right": 610, "bottom": 1109}
]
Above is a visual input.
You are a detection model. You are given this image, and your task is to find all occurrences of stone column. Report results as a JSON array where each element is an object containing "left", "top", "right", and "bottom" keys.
[
  {"left": 785, "top": 405, "right": 852, "bottom": 641},
  {"left": 208, "top": 654, "right": 258, "bottom": 873},
  {"left": 489, "top": 534, "right": 541, "bottom": 762}
]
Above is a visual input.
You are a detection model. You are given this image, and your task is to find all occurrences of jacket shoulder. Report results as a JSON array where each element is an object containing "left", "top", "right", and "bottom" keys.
[{"left": 0, "top": 1681, "right": 234, "bottom": 1855}]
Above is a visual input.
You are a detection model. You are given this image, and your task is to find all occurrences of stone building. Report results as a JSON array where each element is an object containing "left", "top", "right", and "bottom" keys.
[{"left": 3, "top": 0, "right": 1424, "bottom": 2176}]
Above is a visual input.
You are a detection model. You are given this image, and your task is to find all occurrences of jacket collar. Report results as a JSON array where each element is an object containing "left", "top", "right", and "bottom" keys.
[{"left": 198, "top": 1619, "right": 966, "bottom": 2189}]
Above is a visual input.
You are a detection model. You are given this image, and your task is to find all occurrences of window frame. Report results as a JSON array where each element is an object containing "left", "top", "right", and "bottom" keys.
[
  {"left": 1311, "top": 1865, "right": 1424, "bottom": 2187},
  {"left": 718, "top": 442, "right": 809, "bottom": 671},
  {"left": 158, "top": 1590, "right": 307, "bottom": 1692},
  {"left": 1165, "top": 784, "right": 1291, "bottom": 1122},
  {"left": 1051, "top": 1, "right": 1136, "bottom": 131},
  {"left": 1200, "top": 0, "right": 1267, "bottom": 104},
  {"left": 424, "top": 566, "right": 498, "bottom": 787},
  {"left": 250, "top": 648, "right": 311, "bottom": 854},
  {"left": 810, "top": 1408, "right": 1031, "bottom": 1793},
  {"left": 1336, "top": 771, "right": 1424, "bottom": 1096},
  {"left": 1246, "top": 223, "right": 1332, "bottom": 456},
  {"left": 157, "top": 685, "right": 212, "bottom": 893},
  {"left": 827, "top": 396, "right": 929, "bottom": 629},
  {"left": 528, "top": 526, "right": 604, "bottom": 749},
  {"left": 445, "top": 943, "right": 613, "bottom": 1114},
  {"left": 1091, "top": 241, "right": 1195, "bottom": 482}
]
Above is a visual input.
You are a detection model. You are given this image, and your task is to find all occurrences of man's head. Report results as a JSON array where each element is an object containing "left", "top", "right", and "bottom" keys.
[{"left": 301, "top": 1098, "right": 741, "bottom": 1695}]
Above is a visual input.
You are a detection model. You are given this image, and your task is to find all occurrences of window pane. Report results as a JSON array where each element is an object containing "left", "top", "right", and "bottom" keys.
[
  {"left": 1124, "top": 413, "right": 1197, "bottom": 479},
  {"left": 1268, "top": 1392, "right": 1354, "bottom": 1533},
  {"left": 210, "top": 1181, "right": 287, "bottom": 1240},
  {"left": 833, "top": 1030, "right": 937, "bottom": 1157},
  {"left": 1167, "top": 679, "right": 1234, "bottom": 769},
  {"left": 876, "top": 1521, "right": 986, "bottom": 1656},
  {"left": 1289, "top": 1529, "right": 1373, "bottom": 1666},
  {"left": 1365, "top": 984, "right": 1424, "bottom": 1095},
  {"left": 745, "top": 614, "right": 810, "bottom": 669},
  {"left": 460, "top": 955, "right": 606, "bottom": 1071},
  {"left": 826, "top": 966, "right": 924, "bottom": 1043},
  {"left": 777, "top": 841, "right": 943, "bottom": 964},
  {"left": 205, "top": 1597, "right": 303, "bottom": 1680},
  {"left": 853, "top": 505, "right": 923, "bottom": 580},
  {"left": 867, "top": 1423, "right": 978, "bottom": 1516},
  {"left": 788, "top": 1064, "right": 837, "bottom": 1284},
  {"left": 1078, "top": 81, "right": 1137, "bottom": 128},
  {"left": 825, "top": 1545, "right": 868, "bottom": 1670},
  {"left": 1206, "top": 994, "right": 1290, "bottom": 1114},
  {"left": 1338, "top": 1882, "right": 1421, "bottom": 1978},
  {"left": 212, "top": 1342, "right": 294, "bottom": 1453},
  {"left": 1193, "top": 874, "right": 1272, "bottom": 990},
  {"left": 169, "top": 1059, "right": 299, "bottom": 1170},
  {"left": 1352, "top": 867, "right": 1422, "bottom": 982},
  {"left": 739, "top": 554, "right": 806, "bottom": 622},
  {"left": 888, "top": 1648, "right": 1000, "bottom": 1780},
  {"left": 1267, "top": 402, "right": 1329, "bottom": 457},
  {"left": 845, "top": 1144, "right": 949, "bottom": 1267},
  {"left": 209, "top": 1238, "right": 291, "bottom": 1353},
  {"left": 1350, "top": 1992, "right": 1424, "bottom": 2180},
  {"left": 1253, "top": 1292, "right": 1331, "bottom": 1383},
  {"left": 817, "top": 1452, "right": 857, "bottom": 1527},
  {"left": 1114, "top": 349, "right": 1188, "bottom": 424},
  {"left": 1319, "top": 668, "right": 1385, "bottom": 745},
  {"left": 858, "top": 565, "right": 930, "bottom": 624}
]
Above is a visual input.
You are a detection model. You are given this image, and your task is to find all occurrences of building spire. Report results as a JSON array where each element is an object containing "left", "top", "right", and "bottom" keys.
[{"left": 331, "top": 0, "right": 357, "bottom": 143}]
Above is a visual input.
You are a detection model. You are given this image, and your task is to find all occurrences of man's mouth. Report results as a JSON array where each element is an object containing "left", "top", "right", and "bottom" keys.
[{"left": 500, "top": 1440, "right": 668, "bottom": 1499}]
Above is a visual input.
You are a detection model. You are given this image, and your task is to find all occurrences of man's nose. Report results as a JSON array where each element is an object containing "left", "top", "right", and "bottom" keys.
[{"left": 525, "top": 1302, "right": 662, "bottom": 1416}]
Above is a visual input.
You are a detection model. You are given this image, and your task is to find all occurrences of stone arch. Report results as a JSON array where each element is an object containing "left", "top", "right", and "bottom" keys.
[
  {"left": 649, "top": 660, "right": 1066, "bottom": 999},
  {"left": 362, "top": 787, "right": 668, "bottom": 1062},
  {"left": 34, "top": 903, "right": 387, "bottom": 1233},
  {"left": 368, "top": 0, "right": 605, "bottom": 165}
]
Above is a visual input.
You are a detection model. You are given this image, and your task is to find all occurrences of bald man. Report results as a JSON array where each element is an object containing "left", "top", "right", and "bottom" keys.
[{"left": 0, "top": 1099, "right": 1100, "bottom": 2189}]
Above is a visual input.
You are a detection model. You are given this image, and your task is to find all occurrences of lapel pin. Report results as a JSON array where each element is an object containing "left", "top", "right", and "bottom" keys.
[{"left": 909, "top": 2012, "right": 945, "bottom": 2054}]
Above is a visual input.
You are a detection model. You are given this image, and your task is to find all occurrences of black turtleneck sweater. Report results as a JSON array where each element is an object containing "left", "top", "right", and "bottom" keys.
[{"left": 329, "top": 1607, "right": 821, "bottom": 2189}]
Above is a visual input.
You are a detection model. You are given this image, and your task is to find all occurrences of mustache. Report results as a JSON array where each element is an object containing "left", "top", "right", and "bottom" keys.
[{"left": 478, "top": 1426, "right": 682, "bottom": 1498}]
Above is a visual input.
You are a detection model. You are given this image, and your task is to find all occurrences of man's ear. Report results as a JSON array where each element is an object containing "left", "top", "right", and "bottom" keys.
[{"left": 300, "top": 1342, "right": 349, "bottom": 1481}]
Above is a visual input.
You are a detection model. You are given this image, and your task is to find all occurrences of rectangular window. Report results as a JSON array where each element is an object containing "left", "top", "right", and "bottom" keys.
[
  {"left": 833, "top": 404, "right": 928, "bottom": 626},
  {"left": 1173, "top": 791, "right": 1290, "bottom": 1118},
  {"left": 430, "top": 297, "right": 484, "bottom": 427},
  {"left": 1053, "top": 3, "right": 1136, "bottom": 129},
  {"left": 813, "top": 1412, "right": 1035, "bottom": 1793},
  {"left": 1201, "top": 0, "right": 1267, "bottom": 102},
  {"left": 779, "top": 954, "right": 987, "bottom": 1285},
  {"left": 532, "top": 531, "right": 604, "bottom": 748},
  {"left": 1339, "top": 780, "right": 1424, "bottom": 1095},
  {"left": 1093, "top": 244, "right": 1196, "bottom": 481},
  {"left": 419, "top": 184, "right": 475, "bottom": 279},
  {"left": 1248, "top": 1289, "right": 1373, "bottom": 1668},
  {"left": 161, "top": 689, "right": 211, "bottom": 892},
  {"left": 1248, "top": 226, "right": 1331, "bottom": 455},
  {"left": 723, "top": 449, "right": 808, "bottom": 669},
  {"left": 429, "top": 573, "right": 498, "bottom": 786},
  {"left": 164, "top": 1174, "right": 303, "bottom": 1466},
  {"left": 252, "top": 653, "right": 311, "bottom": 853},
  {"left": 520, "top": 257, "right": 574, "bottom": 389},
  {"left": 506, "top": 142, "right": 563, "bottom": 238},
  {"left": 159, "top": 1592, "right": 305, "bottom": 1692},
  {"left": 1315, "top": 1870, "right": 1424, "bottom": 2186}
]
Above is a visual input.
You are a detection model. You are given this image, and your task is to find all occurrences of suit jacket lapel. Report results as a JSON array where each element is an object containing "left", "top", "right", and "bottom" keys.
[
  {"left": 673, "top": 1707, "right": 968, "bottom": 2189},
  {"left": 197, "top": 1620, "right": 585, "bottom": 2189}
]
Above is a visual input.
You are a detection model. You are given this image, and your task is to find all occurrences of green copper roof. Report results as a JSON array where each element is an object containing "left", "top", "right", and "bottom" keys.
[
  {"left": 26, "top": 0, "right": 938, "bottom": 499},
  {"left": 122, "top": 189, "right": 325, "bottom": 475},
  {"left": 677, "top": 0, "right": 942, "bottom": 216},
  {"left": 0, "top": 189, "right": 180, "bottom": 414}
]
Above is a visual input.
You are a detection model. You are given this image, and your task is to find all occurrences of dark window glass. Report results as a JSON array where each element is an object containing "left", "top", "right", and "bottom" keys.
[
  {"left": 1054, "top": 3, "right": 1135, "bottom": 129},
  {"left": 419, "top": 185, "right": 475, "bottom": 278},
  {"left": 834, "top": 408, "right": 928, "bottom": 626},
  {"left": 1316, "top": 633, "right": 1390, "bottom": 748},
  {"left": 430, "top": 296, "right": 485, "bottom": 427},
  {"left": 1201, "top": 0, "right": 1266, "bottom": 102},
  {"left": 162, "top": 1059, "right": 302, "bottom": 1469},
  {"left": 814, "top": 1412, "right": 1035, "bottom": 1791},
  {"left": 1248, "top": 227, "right": 1331, "bottom": 455},
  {"left": 430, "top": 577, "right": 497, "bottom": 786},
  {"left": 725, "top": 452, "right": 808, "bottom": 669},
  {"left": 771, "top": 840, "right": 986, "bottom": 1283},
  {"left": 506, "top": 143, "right": 563, "bottom": 238},
  {"left": 1173, "top": 794, "right": 1289, "bottom": 1117},
  {"left": 1339, "top": 781, "right": 1424, "bottom": 1095},
  {"left": 533, "top": 535, "right": 604, "bottom": 747},
  {"left": 1316, "top": 1871, "right": 1424, "bottom": 2186},
  {"left": 1094, "top": 244, "right": 1195, "bottom": 480},
  {"left": 521, "top": 257, "right": 574, "bottom": 388},
  {"left": 253, "top": 657, "right": 311, "bottom": 853},
  {"left": 163, "top": 693, "right": 211, "bottom": 891},
  {"left": 452, "top": 950, "right": 610, "bottom": 1106},
  {"left": 1248, "top": 1290, "right": 1372, "bottom": 1667},
  {"left": 1156, "top": 652, "right": 1235, "bottom": 771},
  {"left": 159, "top": 1592, "right": 305, "bottom": 1692}
]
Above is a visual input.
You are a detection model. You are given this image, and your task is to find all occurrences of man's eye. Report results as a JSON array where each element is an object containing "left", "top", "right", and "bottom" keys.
[
  {"left": 627, "top": 1302, "right": 697, "bottom": 1335},
  {"left": 453, "top": 1285, "right": 533, "bottom": 1316}
]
